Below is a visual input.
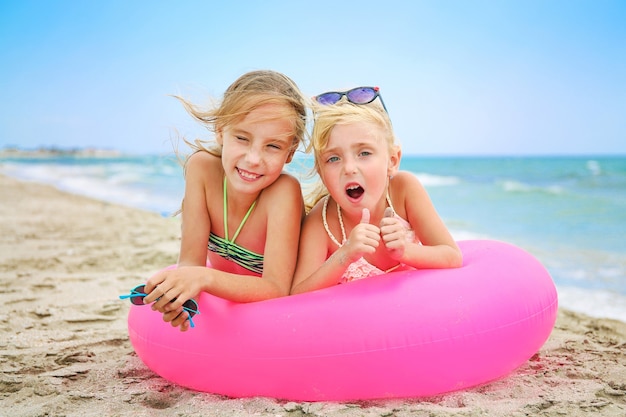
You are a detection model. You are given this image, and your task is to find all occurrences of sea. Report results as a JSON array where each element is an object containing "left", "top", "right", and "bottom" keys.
[{"left": 2, "top": 153, "right": 625, "bottom": 323}]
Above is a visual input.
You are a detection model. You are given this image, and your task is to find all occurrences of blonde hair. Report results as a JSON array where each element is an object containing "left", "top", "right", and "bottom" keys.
[
  {"left": 175, "top": 70, "right": 308, "bottom": 159},
  {"left": 305, "top": 102, "right": 398, "bottom": 211},
  {"left": 171, "top": 70, "right": 307, "bottom": 216}
]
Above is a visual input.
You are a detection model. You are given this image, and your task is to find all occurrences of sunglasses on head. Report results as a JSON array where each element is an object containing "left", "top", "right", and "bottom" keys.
[
  {"left": 314, "top": 86, "right": 388, "bottom": 113},
  {"left": 119, "top": 284, "right": 200, "bottom": 328}
]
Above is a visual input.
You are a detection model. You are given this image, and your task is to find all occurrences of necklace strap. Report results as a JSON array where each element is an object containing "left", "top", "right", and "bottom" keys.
[
  {"left": 336, "top": 201, "right": 347, "bottom": 244},
  {"left": 322, "top": 195, "right": 345, "bottom": 247},
  {"left": 385, "top": 191, "right": 395, "bottom": 216}
]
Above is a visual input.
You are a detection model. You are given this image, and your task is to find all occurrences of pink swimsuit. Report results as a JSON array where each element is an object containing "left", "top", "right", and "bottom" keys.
[{"left": 322, "top": 195, "right": 415, "bottom": 283}]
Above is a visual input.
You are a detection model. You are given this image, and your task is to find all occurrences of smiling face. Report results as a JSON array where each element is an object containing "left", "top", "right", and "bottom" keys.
[
  {"left": 318, "top": 121, "right": 399, "bottom": 217},
  {"left": 217, "top": 103, "right": 297, "bottom": 196}
]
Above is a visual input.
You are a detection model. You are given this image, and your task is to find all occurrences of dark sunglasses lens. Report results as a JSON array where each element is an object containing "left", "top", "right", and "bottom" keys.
[
  {"left": 346, "top": 87, "right": 377, "bottom": 104},
  {"left": 130, "top": 285, "right": 146, "bottom": 305},
  {"left": 183, "top": 300, "right": 198, "bottom": 317},
  {"left": 316, "top": 92, "right": 342, "bottom": 105}
]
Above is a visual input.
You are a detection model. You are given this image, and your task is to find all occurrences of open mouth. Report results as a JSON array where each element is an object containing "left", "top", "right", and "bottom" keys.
[{"left": 346, "top": 184, "right": 364, "bottom": 199}]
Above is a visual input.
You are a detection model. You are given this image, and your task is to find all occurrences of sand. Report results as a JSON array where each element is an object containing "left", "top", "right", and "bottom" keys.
[{"left": 1, "top": 173, "right": 625, "bottom": 417}]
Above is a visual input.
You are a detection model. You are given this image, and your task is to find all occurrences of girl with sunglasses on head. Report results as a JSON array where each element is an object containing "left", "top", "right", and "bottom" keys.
[
  {"left": 142, "top": 70, "right": 308, "bottom": 331},
  {"left": 290, "top": 89, "right": 462, "bottom": 294}
]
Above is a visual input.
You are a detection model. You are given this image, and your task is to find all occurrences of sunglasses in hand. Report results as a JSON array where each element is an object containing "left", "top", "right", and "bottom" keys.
[{"left": 119, "top": 284, "right": 200, "bottom": 328}]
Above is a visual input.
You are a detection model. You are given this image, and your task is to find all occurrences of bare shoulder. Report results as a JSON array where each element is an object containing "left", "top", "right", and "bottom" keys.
[
  {"left": 259, "top": 172, "right": 304, "bottom": 223},
  {"left": 185, "top": 150, "right": 220, "bottom": 173},
  {"left": 302, "top": 197, "right": 325, "bottom": 228},
  {"left": 393, "top": 170, "right": 423, "bottom": 186},
  {"left": 389, "top": 171, "right": 432, "bottom": 218},
  {"left": 264, "top": 172, "right": 302, "bottom": 197},
  {"left": 390, "top": 171, "right": 427, "bottom": 197}
]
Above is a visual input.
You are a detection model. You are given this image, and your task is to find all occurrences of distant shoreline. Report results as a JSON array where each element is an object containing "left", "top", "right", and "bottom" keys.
[
  {"left": 2, "top": 146, "right": 623, "bottom": 160},
  {"left": 0, "top": 146, "right": 122, "bottom": 159}
]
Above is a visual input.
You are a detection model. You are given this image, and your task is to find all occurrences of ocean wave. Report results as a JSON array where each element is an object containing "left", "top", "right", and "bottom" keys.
[
  {"left": 557, "top": 286, "right": 626, "bottom": 322},
  {"left": 450, "top": 229, "right": 491, "bottom": 241},
  {"left": 499, "top": 180, "right": 565, "bottom": 195},
  {"left": 0, "top": 160, "right": 183, "bottom": 214},
  {"left": 586, "top": 159, "right": 601, "bottom": 176},
  {"left": 413, "top": 172, "right": 460, "bottom": 187}
]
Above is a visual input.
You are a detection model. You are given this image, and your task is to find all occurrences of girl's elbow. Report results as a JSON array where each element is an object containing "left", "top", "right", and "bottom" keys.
[
  {"left": 449, "top": 247, "right": 463, "bottom": 268},
  {"left": 276, "top": 281, "right": 294, "bottom": 298},
  {"left": 289, "top": 279, "right": 305, "bottom": 295},
  {"left": 256, "top": 286, "right": 289, "bottom": 302}
]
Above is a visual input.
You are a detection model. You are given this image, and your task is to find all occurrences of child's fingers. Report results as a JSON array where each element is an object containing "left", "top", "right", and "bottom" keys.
[
  {"left": 360, "top": 208, "right": 370, "bottom": 224},
  {"left": 144, "top": 274, "right": 170, "bottom": 305},
  {"left": 164, "top": 310, "right": 190, "bottom": 332},
  {"left": 173, "top": 311, "right": 191, "bottom": 332},
  {"left": 162, "top": 308, "right": 184, "bottom": 323},
  {"left": 144, "top": 270, "right": 166, "bottom": 295}
]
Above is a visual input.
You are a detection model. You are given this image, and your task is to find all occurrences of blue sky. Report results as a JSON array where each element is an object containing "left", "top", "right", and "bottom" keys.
[{"left": 1, "top": 0, "right": 624, "bottom": 156}]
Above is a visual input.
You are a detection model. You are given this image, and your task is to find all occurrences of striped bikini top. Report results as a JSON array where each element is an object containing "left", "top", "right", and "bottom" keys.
[{"left": 208, "top": 178, "right": 264, "bottom": 275}]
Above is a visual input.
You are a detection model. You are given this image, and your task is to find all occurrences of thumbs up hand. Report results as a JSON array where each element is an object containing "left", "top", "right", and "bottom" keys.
[
  {"left": 360, "top": 207, "right": 371, "bottom": 224},
  {"left": 342, "top": 208, "right": 381, "bottom": 263},
  {"left": 380, "top": 208, "right": 411, "bottom": 260}
]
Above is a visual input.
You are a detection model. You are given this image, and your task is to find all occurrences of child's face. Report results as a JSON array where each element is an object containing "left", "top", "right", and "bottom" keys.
[
  {"left": 318, "top": 121, "right": 398, "bottom": 217},
  {"left": 218, "top": 103, "right": 296, "bottom": 195}
]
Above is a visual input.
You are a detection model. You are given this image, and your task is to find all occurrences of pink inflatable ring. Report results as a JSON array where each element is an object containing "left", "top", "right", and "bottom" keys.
[{"left": 126, "top": 240, "right": 558, "bottom": 401}]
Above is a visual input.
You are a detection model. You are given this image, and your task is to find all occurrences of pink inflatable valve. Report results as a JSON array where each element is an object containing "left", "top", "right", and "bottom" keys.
[{"left": 126, "top": 240, "right": 558, "bottom": 401}]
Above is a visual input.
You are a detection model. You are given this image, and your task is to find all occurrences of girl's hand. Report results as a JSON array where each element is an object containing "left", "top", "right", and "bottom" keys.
[
  {"left": 143, "top": 266, "right": 203, "bottom": 313},
  {"left": 342, "top": 208, "right": 380, "bottom": 262},
  {"left": 380, "top": 207, "right": 410, "bottom": 261},
  {"left": 143, "top": 266, "right": 206, "bottom": 332},
  {"left": 162, "top": 308, "right": 191, "bottom": 332}
]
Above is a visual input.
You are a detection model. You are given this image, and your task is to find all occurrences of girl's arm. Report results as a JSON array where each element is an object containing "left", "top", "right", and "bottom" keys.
[
  {"left": 291, "top": 204, "right": 379, "bottom": 294},
  {"left": 248, "top": 172, "right": 304, "bottom": 299},
  {"left": 144, "top": 169, "right": 303, "bottom": 312},
  {"left": 291, "top": 208, "right": 337, "bottom": 294},
  {"left": 384, "top": 171, "right": 462, "bottom": 269},
  {"left": 177, "top": 151, "right": 214, "bottom": 267}
]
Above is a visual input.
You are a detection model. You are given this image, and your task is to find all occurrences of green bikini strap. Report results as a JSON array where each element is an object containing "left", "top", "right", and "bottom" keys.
[{"left": 223, "top": 176, "right": 257, "bottom": 244}]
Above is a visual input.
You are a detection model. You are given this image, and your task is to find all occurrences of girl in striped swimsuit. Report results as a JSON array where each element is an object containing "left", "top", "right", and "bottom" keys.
[{"left": 143, "top": 70, "right": 307, "bottom": 331}]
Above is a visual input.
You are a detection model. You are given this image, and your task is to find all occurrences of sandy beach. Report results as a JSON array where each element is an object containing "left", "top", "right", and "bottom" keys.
[{"left": 1, "top": 173, "right": 625, "bottom": 417}]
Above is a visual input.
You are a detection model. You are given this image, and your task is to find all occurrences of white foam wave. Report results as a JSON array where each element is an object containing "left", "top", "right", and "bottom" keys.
[
  {"left": 450, "top": 229, "right": 491, "bottom": 241},
  {"left": 413, "top": 172, "right": 460, "bottom": 187},
  {"left": 557, "top": 285, "right": 626, "bottom": 323},
  {"left": 586, "top": 160, "right": 601, "bottom": 176},
  {"left": 0, "top": 162, "right": 182, "bottom": 215},
  {"left": 499, "top": 180, "right": 564, "bottom": 195}
]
